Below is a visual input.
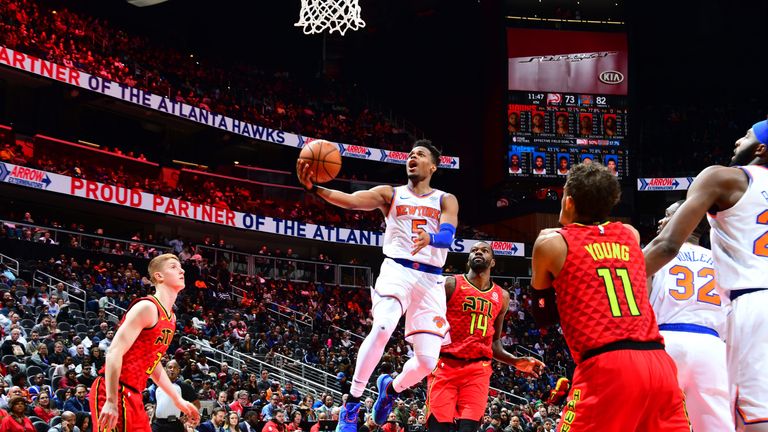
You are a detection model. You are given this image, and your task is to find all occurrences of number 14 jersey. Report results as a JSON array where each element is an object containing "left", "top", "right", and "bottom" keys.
[
  {"left": 441, "top": 274, "right": 504, "bottom": 360},
  {"left": 553, "top": 222, "right": 662, "bottom": 364}
]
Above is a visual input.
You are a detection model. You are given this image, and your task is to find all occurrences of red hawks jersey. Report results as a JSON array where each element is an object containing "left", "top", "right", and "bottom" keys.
[
  {"left": 441, "top": 274, "right": 504, "bottom": 360},
  {"left": 553, "top": 222, "right": 662, "bottom": 364},
  {"left": 100, "top": 295, "right": 176, "bottom": 391}
]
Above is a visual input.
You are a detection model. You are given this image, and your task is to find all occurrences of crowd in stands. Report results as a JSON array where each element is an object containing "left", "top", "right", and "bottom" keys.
[
  {"left": 0, "top": 0, "right": 417, "bottom": 152},
  {"left": 0, "top": 223, "right": 572, "bottom": 431},
  {"left": 2, "top": 140, "right": 492, "bottom": 239}
]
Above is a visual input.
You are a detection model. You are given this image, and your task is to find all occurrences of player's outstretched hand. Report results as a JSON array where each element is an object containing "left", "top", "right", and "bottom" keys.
[
  {"left": 179, "top": 400, "right": 200, "bottom": 426},
  {"left": 296, "top": 159, "right": 314, "bottom": 190},
  {"left": 98, "top": 400, "right": 119, "bottom": 430},
  {"left": 513, "top": 356, "right": 546, "bottom": 378},
  {"left": 412, "top": 228, "right": 430, "bottom": 255}
]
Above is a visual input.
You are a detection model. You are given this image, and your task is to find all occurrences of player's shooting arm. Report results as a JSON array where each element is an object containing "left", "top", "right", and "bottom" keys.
[
  {"left": 296, "top": 160, "right": 392, "bottom": 212},
  {"left": 530, "top": 231, "right": 563, "bottom": 327},
  {"left": 644, "top": 165, "right": 738, "bottom": 275},
  {"left": 492, "top": 290, "right": 545, "bottom": 377}
]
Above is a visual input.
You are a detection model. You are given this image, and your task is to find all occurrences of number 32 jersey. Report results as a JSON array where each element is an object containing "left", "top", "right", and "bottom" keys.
[
  {"left": 553, "top": 222, "right": 662, "bottom": 364},
  {"left": 441, "top": 274, "right": 504, "bottom": 360},
  {"left": 649, "top": 242, "right": 727, "bottom": 336},
  {"left": 383, "top": 185, "right": 448, "bottom": 267}
]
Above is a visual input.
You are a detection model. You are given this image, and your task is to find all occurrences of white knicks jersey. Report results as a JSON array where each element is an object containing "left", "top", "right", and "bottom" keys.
[
  {"left": 707, "top": 165, "right": 768, "bottom": 294},
  {"left": 383, "top": 185, "right": 449, "bottom": 268},
  {"left": 650, "top": 242, "right": 727, "bottom": 336}
]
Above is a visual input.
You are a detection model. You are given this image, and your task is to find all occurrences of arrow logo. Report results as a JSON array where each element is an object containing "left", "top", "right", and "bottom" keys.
[
  {"left": 339, "top": 145, "right": 346, "bottom": 156},
  {"left": 42, "top": 175, "right": 52, "bottom": 188},
  {"left": 380, "top": 151, "right": 388, "bottom": 161},
  {"left": 672, "top": 179, "right": 679, "bottom": 188},
  {"left": 297, "top": 135, "right": 306, "bottom": 148},
  {"left": 639, "top": 178, "right": 649, "bottom": 191},
  {"left": 511, "top": 244, "right": 519, "bottom": 254},
  {"left": 0, "top": 163, "right": 8, "bottom": 182}
]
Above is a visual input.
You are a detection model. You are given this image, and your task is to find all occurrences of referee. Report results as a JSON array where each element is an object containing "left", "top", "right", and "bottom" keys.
[{"left": 152, "top": 360, "right": 201, "bottom": 432}]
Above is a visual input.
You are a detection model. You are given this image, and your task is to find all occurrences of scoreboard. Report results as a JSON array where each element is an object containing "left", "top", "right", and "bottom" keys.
[{"left": 506, "top": 28, "right": 629, "bottom": 180}]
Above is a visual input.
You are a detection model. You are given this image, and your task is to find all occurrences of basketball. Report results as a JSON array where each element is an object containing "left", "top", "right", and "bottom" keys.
[{"left": 298, "top": 140, "right": 342, "bottom": 183}]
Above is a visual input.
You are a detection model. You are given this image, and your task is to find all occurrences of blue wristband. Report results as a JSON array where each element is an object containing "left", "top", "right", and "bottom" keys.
[{"left": 428, "top": 223, "right": 456, "bottom": 248}]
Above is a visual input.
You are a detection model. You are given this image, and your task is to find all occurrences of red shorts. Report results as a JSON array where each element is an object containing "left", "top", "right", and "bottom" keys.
[
  {"left": 426, "top": 356, "right": 493, "bottom": 423},
  {"left": 557, "top": 348, "right": 690, "bottom": 432},
  {"left": 90, "top": 376, "right": 150, "bottom": 432}
]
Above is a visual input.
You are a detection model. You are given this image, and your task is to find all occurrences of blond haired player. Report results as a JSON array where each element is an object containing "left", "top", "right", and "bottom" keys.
[
  {"left": 646, "top": 119, "right": 768, "bottom": 431},
  {"left": 649, "top": 200, "right": 731, "bottom": 431},
  {"left": 91, "top": 254, "right": 199, "bottom": 431},
  {"left": 297, "top": 139, "right": 458, "bottom": 430}
]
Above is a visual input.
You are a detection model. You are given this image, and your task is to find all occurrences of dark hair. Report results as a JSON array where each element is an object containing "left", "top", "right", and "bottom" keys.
[
  {"left": 412, "top": 139, "right": 441, "bottom": 166},
  {"left": 471, "top": 241, "right": 495, "bottom": 258},
  {"left": 564, "top": 163, "right": 621, "bottom": 223},
  {"left": 673, "top": 200, "right": 709, "bottom": 238},
  {"left": 211, "top": 407, "right": 227, "bottom": 416}
]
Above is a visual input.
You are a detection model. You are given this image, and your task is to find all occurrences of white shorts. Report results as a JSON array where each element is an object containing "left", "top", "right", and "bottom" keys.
[
  {"left": 661, "top": 329, "right": 732, "bottom": 432},
  {"left": 728, "top": 289, "right": 768, "bottom": 428},
  {"left": 372, "top": 258, "right": 448, "bottom": 348}
]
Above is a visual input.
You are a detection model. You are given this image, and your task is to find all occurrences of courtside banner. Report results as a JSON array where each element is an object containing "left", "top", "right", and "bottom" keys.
[
  {"left": 0, "top": 46, "right": 460, "bottom": 169},
  {"left": 0, "top": 162, "right": 521, "bottom": 255},
  {"left": 637, "top": 177, "right": 694, "bottom": 191}
]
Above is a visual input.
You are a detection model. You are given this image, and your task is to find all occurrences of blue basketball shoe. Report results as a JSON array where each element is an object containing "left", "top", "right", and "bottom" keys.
[
  {"left": 335, "top": 401, "right": 360, "bottom": 432},
  {"left": 372, "top": 374, "right": 397, "bottom": 425}
]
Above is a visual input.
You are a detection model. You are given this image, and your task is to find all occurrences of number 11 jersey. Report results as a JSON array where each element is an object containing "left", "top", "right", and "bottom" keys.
[{"left": 553, "top": 222, "right": 662, "bottom": 364}]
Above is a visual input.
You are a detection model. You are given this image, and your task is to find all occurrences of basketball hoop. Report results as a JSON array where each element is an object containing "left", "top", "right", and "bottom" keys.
[{"left": 295, "top": 0, "right": 366, "bottom": 36}]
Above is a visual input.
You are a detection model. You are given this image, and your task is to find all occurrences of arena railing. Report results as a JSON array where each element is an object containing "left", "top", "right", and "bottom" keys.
[
  {"left": 329, "top": 325, "right": 365, "bottom": 343},
  {"left": 32, "top": 270, "right": 127, "bottom": 324},
  {"left": 195, "top": 244, "right": 373, "bottom": 288},
  {"left": 181, "top": 335, "right": 347, "bottom": 401},
  {"left": 1, "top": 220, "right": 171, "bottom": 259},
  {"left": 266, "top": 350, "right": 378, "bottom": 399},
  {"left": 489, "top": 386, "right": 529, "bottom": 407},
  {"left": 266, "top": 301, "right": 314, "bottom": 330},
  {"left": 0, "top": 253, "right": 19, "bottom": 276}
]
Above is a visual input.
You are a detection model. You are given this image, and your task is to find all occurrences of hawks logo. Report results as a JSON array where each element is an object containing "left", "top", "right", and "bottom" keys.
[
  {"left": 491, "top": 291, "right": 499, "bottom": 302},
  {"left": 433, "top": 316, "right": 447, "bottom": 329}
]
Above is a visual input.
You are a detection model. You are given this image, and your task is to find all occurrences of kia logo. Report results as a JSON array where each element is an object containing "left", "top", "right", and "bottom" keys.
[{"left": 599, "top": 70, "right": 624, "bottom": 84}]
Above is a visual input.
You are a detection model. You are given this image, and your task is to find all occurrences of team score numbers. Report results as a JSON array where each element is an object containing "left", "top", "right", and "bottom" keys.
[
  {"left": 668, "top": 265, "right": 721, "bottom": 306},
  {"left": 755, "top": 210, "right": 768, "bottom": 257},
  {"left": 596, "top": 267, "right": 641, "bottom": 317},
  {"left": 411, "top": 219, "right": 427, "bottom": 241},
  {"left": 596, "top": 96, "right": 607, "bottom": 105},
  {"left": 564, "top": 95, "right": 576, "bottom": 104}
]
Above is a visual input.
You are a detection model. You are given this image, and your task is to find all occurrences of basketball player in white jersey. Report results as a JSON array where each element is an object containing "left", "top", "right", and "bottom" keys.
[
  {"left": 649, "top": 200, "right": 731, "bottom": 432},
  {"left": 297, "top": 139, "right": 459, "bottom": 431},
  {"left": 646, "top": 119, "right": 768, "bottom": 431}
]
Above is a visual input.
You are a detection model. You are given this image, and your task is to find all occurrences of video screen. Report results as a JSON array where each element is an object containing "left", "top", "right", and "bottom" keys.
[{"left": 506, "top": 28, "right": 629, "bottom": 179}]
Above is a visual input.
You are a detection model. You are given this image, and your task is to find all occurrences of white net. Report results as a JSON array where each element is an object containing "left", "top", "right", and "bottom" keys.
[{"left": 295, "top": 0, "right": 366, "bottom": 35}]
